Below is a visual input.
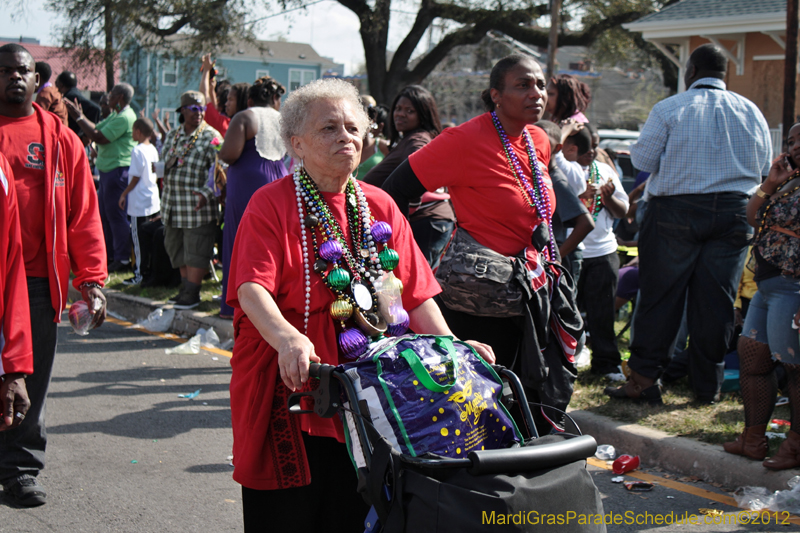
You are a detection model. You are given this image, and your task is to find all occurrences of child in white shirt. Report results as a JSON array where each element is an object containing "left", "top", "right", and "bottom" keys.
[{"left": 119, "top": 118, "right": 160, "bottom": 285}]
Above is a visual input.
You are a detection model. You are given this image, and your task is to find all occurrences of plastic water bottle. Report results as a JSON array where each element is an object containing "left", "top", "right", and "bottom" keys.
[
  {"left": 68, "top": 301, "right": 93, "bottom": 335},
  {"left": 595, "top": 444, "right": 616, "bottom": 461}
]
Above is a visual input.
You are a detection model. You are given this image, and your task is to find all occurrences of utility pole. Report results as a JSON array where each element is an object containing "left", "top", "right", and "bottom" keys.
[
  {"left": 784, "top": 0, "right": 799, "bottom": 139},
  {"left": 547, "top": 0, "right": 562, "bottom": 80}
]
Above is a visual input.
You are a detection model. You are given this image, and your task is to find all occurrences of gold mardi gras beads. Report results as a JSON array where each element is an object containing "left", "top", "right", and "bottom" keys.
[{"left": 330, "top": 298, "right": 354, "bottom": 321}]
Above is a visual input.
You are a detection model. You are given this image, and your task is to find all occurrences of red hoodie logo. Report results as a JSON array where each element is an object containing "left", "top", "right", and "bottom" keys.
[
  {"left": 55, "top": 170, "right": 64, "bottom": 187},
  {"left": 25, "top": 143, "right": 45, "bottom": 170}
]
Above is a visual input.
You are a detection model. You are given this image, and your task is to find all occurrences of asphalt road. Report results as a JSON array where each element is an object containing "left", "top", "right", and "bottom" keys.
[
  {"left": 1, "top": 314, "right": 798, "bottom": 532},
  {"left": 0, "top": 314, "right": 241, "bottom": 532}
]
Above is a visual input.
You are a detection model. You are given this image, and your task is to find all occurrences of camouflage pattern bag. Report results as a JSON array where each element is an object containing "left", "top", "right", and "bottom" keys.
[{"left": 435, "top": 228, "right": 526, "bottom": 317}]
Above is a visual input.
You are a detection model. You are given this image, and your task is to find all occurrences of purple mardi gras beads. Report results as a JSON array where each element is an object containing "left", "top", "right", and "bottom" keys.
[
  {"left": 387, "top": 308, "right": 409, "bottom": 337},
  {"left": 371, "top": 221, "right": 392, "bottom": 244},
  {"left": 339, "top": 327, "right": 369, "bottom": 359},
  {"left": 319, "top": 239, "right": 343, "bottom": 262}
]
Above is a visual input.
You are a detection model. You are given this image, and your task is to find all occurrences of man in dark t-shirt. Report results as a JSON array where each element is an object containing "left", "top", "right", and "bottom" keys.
[{"left": 55, "top": 71, "right": 101, "bottom": 140}]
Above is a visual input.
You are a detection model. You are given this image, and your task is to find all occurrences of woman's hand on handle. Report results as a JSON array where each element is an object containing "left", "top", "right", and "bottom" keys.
[
  {"left": 464, "top": 340, "right": 496, "bottom": 364},
  {"left": 277, "top": 332, "right": 321, "bottom": 391}
]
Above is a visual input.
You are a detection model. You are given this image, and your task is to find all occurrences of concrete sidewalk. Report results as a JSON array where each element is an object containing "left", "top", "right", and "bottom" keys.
[{"left": 80, "top": 286, "right": 799, "bottom": 494}]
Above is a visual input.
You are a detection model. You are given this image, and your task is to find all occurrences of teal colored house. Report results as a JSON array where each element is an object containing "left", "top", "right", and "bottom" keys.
[{"left": 123, "top": 39, "right": 343, "bottom": 127}]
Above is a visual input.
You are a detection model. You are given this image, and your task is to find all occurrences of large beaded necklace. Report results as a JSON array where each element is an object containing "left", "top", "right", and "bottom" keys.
[
  {"left": 586, "top": 162, "right": 604, "bottom": 222},
  {"left": 293, "top": 166, "right": 409, "bottom": 359},
  {"left": 166, "top": 123, "right": 206, "bottom": 168},
  {"left": 490, "top": 111, "right": 556, "bottom": 260}
]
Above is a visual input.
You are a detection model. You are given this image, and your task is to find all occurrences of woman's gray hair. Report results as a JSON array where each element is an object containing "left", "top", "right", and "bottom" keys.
[
  {"left": 280, "top": 78, "right": 370, "bottom": 159},
  {"left": 111, "top": 83, "right": 134, "bottom": 105}
]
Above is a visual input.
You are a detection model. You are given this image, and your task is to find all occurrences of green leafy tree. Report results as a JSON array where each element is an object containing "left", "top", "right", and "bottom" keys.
[
  {"left": 285, "top": 0, "right": 655, "bottom": 102},
  {"left": 576, "top": 0, "right": 682, "bottom": 90},
  {"left": 37, "top": 0, "right": 257, "bottom": 91},
  {"left": 33, "top": 0, "right": 666, "bottom": 100}
]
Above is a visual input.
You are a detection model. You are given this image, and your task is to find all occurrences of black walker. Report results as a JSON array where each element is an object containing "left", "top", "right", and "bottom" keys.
[{"left": 289, "top": 363, "right": 606, "bottom": 533}]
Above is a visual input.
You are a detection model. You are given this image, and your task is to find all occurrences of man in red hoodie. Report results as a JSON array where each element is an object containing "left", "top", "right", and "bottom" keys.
[
  {"left": 0, "top": 43, "right": 107, "bottom": 507},
  {"left": 0, "top": 152, "right": 33, "bottom": 432}
]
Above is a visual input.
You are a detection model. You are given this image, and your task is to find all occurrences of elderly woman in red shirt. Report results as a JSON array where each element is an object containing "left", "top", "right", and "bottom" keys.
[{"left": 226, "top": 78, "right": 493, "bottom": 533}]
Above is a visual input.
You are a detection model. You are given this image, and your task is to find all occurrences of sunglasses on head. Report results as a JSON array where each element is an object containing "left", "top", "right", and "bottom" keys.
[{"left": 183, "top": 104, "right": 206, "bottom": 113}]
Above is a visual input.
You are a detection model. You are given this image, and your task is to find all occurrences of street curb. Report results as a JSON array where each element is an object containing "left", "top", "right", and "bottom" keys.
[
  {"left": 569, "top": 409, "right": 798, "bottom": 492},
  {"left": 67, "top": 285, "right": 234, "bottom": 343}
]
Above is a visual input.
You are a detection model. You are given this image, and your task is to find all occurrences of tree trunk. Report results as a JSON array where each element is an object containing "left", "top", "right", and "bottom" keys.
[
  {"left": 546, "top": 0, "right": 562, "bottom": 80},
  {"left": 784, "top": 0, "right": 799, "bottom": 137},
  {"left": 104, "top": 0, "right": 115, "bottom": 92}
]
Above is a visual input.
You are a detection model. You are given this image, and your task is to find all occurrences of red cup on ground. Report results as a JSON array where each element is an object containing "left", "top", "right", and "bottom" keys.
[{"left": 612, "top": 454, "right": 640, "bottom": 474}]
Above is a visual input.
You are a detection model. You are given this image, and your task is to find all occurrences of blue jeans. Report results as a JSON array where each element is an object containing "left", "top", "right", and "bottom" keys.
[
  {"left": 0, "top": 278, "right": 58, "bottom": 482},
  {"left": 628, "top": 193, "right": 752, "bottom": 400},
  {"left": 744, "top": 275, "right": 800, "bottom": 363}
]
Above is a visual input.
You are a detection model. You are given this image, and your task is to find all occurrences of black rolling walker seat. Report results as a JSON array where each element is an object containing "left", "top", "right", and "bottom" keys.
[{"left": 289, "top": 362, "right": 606, "bottom": 533}]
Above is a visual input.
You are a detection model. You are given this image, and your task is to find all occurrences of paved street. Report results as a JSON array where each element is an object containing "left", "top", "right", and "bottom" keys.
[
  {"left": 0, "top": 314, "right": 241, "bottom": 532},
  {"left": 1, "top": 313, "right": 799, "bottom": 532}
]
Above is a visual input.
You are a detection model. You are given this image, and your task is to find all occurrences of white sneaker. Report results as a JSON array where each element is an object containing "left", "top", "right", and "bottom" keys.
[{"left": 605, "top": 372, "right": 627, "bottom": 382}]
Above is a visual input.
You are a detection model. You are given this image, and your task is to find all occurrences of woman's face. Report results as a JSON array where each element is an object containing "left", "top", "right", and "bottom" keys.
[
  {"left": 392, "top": 96, "right": 420, "bottom": 134},
  {"left": 292, "top": 98, "right": 364, "bottom": 184},
  {"left": 225, "top": 88, "right": 238, "bottom": 117},
  {"left": 492, "top": 60, "right": 547, "bottom": 126},
  {"left": 545, "top": 81, "right": 557, "bottom": 116},
  {"left": 788, "top": 125, "right": 800, "bottom": 168}
]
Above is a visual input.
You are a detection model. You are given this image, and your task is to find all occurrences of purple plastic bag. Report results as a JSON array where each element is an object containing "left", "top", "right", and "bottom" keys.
[{"left": 341, "top": 335, "right": 520, "bottom": 464}]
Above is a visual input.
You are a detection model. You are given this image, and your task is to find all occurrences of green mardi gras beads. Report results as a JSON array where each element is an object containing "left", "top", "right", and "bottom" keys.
[
  {"left": 327, "top": 268, "right": 351, "bottom": 291},
  {"left": 378, "top": 248, "right": 399, "bottom": 271}
]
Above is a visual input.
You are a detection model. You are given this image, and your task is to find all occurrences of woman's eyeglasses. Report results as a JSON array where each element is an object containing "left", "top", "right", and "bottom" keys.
[{"left": 183, "top": 105, "right": 207, "bottom": 113}]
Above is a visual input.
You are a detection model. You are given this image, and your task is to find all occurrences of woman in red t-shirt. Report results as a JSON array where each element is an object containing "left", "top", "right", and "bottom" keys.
[
  {"left": 383, "top": 55, "right": 579, "bottom": 428},
  {"left": 226, "top": 78, "right": 494, "bottom": 533}
]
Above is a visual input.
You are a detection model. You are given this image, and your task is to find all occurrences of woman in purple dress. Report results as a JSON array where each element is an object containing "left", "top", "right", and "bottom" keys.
[{"left": 218, "top": 77, "right": 287, "bottom": 318}]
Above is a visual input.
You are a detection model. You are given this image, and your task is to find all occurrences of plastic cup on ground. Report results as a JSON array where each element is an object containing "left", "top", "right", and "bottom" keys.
[{"left": 612, "top": 454, "right": 640, "bottom": 474}]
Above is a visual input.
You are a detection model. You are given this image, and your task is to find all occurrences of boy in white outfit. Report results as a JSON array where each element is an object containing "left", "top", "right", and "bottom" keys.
[
  {"left": 559, "top": 124, "right": 630, "bottom": 380},
  {"left": 119, "top": 118, "right": 160, "bottom": 285}
]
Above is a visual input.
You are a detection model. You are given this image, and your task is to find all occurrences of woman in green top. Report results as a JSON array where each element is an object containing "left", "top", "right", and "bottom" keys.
[{"left": 355, "top": 104, "right": 388, "bottom": 180}]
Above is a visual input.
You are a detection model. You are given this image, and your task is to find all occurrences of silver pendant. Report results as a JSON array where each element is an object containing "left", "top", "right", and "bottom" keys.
[{"left": 351, "top": 281, "right": 373, "bottom": 310}]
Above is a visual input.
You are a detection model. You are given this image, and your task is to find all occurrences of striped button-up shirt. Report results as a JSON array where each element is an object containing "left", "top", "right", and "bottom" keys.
[
  {"left": 161, "top": 122, "right": 222, "bottom": 228},
  {"left": 631, "top": 78, "right": 772, "bottom": 197}
]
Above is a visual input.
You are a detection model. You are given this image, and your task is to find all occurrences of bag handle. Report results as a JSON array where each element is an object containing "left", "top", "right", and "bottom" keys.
[{"left": 399, "top": 337, "right": 458, "bottom": 393}]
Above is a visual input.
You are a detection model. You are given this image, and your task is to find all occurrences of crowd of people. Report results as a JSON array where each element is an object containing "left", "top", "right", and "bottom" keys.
[{"left": 0, "top": 38, "right": 796, "bottom": 529}]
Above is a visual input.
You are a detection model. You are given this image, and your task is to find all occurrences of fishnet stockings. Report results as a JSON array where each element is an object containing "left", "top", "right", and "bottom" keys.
[
  {"left": 784, "top": 363, "right": 800, "bottom": 433},
  {"left": 738, "top": 336, "right": 776, "bottom": 427}
]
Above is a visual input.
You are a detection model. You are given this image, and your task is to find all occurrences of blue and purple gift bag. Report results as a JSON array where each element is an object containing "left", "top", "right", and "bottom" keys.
[{"left": 341, "top": 335, "right": 521, "bottom": 467}]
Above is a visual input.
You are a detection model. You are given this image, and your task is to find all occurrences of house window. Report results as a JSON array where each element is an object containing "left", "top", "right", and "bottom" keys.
[
  {"left": 289, "top": 69, "right": 316, "bottom": 91},
  {"left": 162, "top": 60, "right": 178, "bottom": 87},
  {"left": 255, "top": 69, "right": 270, "bottom": 79}
]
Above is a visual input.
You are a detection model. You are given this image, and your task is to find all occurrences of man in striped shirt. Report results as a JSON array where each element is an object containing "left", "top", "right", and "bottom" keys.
[{"left": 606, "top": 44, "right": 772, "bottom": 405}]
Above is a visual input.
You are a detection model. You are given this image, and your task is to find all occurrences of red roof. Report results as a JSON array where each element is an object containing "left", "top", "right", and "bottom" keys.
[{"left": 0, "top": 41, "right": 118, "bottom": 92}]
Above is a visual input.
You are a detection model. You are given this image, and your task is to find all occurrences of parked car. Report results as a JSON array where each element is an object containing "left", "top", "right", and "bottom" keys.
[{"left": 598, "top": 129, "right": 640, "bottom": 192}]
